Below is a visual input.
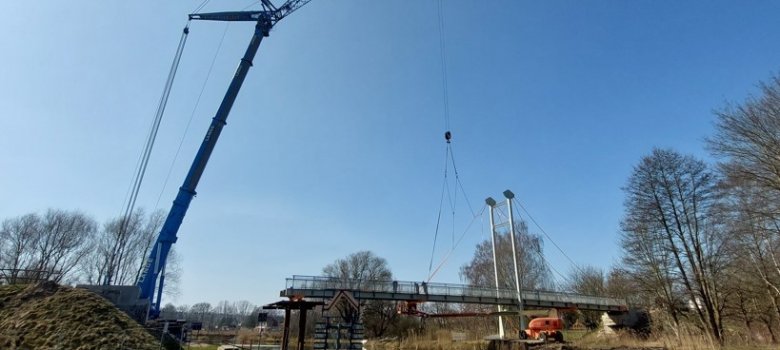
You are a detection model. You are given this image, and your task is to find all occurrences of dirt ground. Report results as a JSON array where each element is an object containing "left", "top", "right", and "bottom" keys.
[
  {"left": 367, "top": 339, "right": 668, "bottom": 350},
  {"left": 0, "top": 281, "right": 159, "bottom": 350},
  {"left": 536, "top": 345, "right": 666, "bottom": 350}
]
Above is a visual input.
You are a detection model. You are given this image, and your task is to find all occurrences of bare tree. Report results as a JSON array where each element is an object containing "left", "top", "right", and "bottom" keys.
[
  {"left": 362, "top": 299, "right": 398, "bottom": 337},
  {"left": 708, "top": 74, "right": 780, "bottom": 340},
  {"left": 717, "top": 176, "right": 780, "bottom": 336},
  {"left": 567, "top": 265, "right": 606, "bottom": 295},
  {"left": 33, "top": 209, "right": 96, "bottom": 283},
  {"left": 0, "top": 209, "right": 96, "bottom": 283},
  {"left": 102, "top": 209, "right": 145, "bottom": 285},
  {"left": 1, "top": 211, "right": 103, "bottom": 284},
  {"left": 460, "top": 221, "right": 552, "bottom": 291},
  {"left": 133, "top": 209, "right": 165, "bottom": 283},
  {"left": 215, "top": 300, "right": 238, "bottom": 328},
  {"left": 235, "top": 300, "right": 255, "bottom": 325},
  {"left": 160, "top": 303, "right": 178, "bottom": 319},
  {"left": 709, "top": 74, "right": 780, "bottom": 195},
  {"left": 80, "top": 208, "right": 165, "bottom": 286},
  {"left": 0, "top": 214, "right": 40, "bottom": 283},
  {"left": 322, "top": 250, "right": 395, "bottom": 337},
  {"left": 621, "top": 148, "right": 728, "bottom": 342},
  {"left": 176, "top": 304, "right": 190, "bottom": 319},
  {"left": 190, "top": 302, "right": 213, "bottom": 325},
  {"left": 621, "top": 212, "right": 683, "bottom": 325},
  {"left": 566, "top": 266, "right": 607, "bottom": 329},
  {"left": 323, "top": 250, "right": 393, "bottom": 284},
  {"left": 161, "top": 246, "right": 182, "bottom": 299}
]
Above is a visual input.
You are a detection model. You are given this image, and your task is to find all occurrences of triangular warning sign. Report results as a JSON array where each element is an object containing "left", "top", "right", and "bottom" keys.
[{"left": 325, "top": 290, "right": 359, "bottom": 311}]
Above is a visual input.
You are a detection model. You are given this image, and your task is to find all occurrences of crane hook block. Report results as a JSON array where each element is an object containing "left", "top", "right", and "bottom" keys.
[{"left": 444, "top": 131, "right": 452, "bottom": 143}]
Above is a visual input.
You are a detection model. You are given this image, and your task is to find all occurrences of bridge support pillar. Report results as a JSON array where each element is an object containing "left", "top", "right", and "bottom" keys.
[
  {"left": 282, "top": 308, "right": 291, "bottom": 350},
  {"left": 297, "top": 308, "right": 308, "bottom": 350},
  {"left": 262, "top": 300, "right": 325, "bottom": 350}
]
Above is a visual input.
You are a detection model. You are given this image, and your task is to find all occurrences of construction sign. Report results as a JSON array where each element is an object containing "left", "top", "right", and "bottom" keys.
[{"left": 324, "top": 290, "right": 359, "bottom": 312}]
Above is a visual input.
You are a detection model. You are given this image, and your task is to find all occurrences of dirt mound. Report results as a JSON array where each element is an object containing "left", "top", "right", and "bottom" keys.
[{"left": 0, "top": 281, "right": 159, "bottom": 350}]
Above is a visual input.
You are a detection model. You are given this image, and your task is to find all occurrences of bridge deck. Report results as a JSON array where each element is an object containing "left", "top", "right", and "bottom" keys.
[{"left": 280, "top": 276, "right": 627, "bottom": 312}]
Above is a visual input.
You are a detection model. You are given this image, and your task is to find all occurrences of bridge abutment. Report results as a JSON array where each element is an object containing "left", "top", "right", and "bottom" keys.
[{"left": 601, "top": 309, "right": 650, "bottom": 335}]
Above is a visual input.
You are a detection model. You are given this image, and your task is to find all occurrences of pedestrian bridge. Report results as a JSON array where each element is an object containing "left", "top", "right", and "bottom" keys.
[{"left": 279, "top": 275, "right": 627, "bottom": 312}]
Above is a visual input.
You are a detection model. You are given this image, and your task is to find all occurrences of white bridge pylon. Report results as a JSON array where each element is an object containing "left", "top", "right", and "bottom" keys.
[{"left": 485, "top": 190, "right": 525, "bottom": 338}]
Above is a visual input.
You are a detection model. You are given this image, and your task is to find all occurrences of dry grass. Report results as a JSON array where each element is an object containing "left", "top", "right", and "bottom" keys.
[
  {"left": 0, "top": 282, "right": 159, "bottom": 350},
  {"left": 191, "top": 328, "right": 282, "bottom": 346},
  {"left": 573, "top": 328, "right": 776, "bottom": 350},
  {"left": 367, "top": 326, "right": 777, "bottom": 350},
  {"left": 235, "top": 328, "right": 283, "bottom": 344},
  {"left": 366, "top": 329, "right": 488, "bottom": 350},
  {"left": 574, "top": 330, "right": 666, "bottom": 349}
]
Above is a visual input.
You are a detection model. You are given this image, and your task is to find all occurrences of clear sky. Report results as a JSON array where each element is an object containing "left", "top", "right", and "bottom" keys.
[{"left": 2, "top": 0, "right": 780, "bottom": 307}]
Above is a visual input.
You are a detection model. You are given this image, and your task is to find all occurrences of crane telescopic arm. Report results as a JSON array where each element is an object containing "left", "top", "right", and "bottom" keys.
[{"left": 136, "top": 0, "right": 311, "bottom": 319}]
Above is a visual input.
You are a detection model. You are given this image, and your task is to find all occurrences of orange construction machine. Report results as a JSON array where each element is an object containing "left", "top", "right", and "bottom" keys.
[{"left": 520, "top": 317, "right": 564, "bottom": 342}]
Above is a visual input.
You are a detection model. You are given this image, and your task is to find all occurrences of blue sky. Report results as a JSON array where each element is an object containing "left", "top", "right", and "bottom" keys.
[{"left": 2, "top": 0, "right": 780, "bottom": 307}]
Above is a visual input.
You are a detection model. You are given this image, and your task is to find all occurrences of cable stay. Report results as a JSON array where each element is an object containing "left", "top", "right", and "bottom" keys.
[
  {"left": 106, "top": 22, "right": 191, "bottom": 286},
  {"left": 477, "top": 198, "right": 567, "bottom": 293},
  {"left": 509, "top": 198, "right": 585, "bottom": 278},
  {"left": 426, "top": 205, "right": 486, "bottom": 283},
  {"left": 497, "top": 197, "right": 582, "bottom": 290}
]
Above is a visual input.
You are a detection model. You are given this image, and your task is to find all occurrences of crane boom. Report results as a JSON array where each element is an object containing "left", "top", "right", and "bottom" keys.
[
  {"left": 262, "top": 0, "right": 312, "bottom": 22},
  {"left": 137, "top": 0, "right": 311, "bottom": 319},
  {"left": 188, "top": 0, "right": 312, "bottom": 23}
]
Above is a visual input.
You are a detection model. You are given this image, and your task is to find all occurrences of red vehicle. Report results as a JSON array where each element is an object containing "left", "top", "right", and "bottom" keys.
[{"left": 520, "top": 317, "right": 564, "bottom": 342}]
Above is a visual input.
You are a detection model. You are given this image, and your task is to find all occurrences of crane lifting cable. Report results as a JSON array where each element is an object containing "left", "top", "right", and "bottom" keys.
[
  {"left": 426, "top": 0, "right": 479, "bottom": 281},
  {"left": 193, "top": 0, "right": 211, "bottom": 13},
  {"left": 426, "top": 133, "right": 482, "bottom": 275},
  {"left": 106, "top": 23, "right": 190, "bottom": 285},
  {"left": 427, "top": 143, "right": 449, "bottom": 275},
  {"left": 154, "top": 22, "right": 230, "bottom": 211},
  {"left": 437, "top": 0, "right": 451, "bottom": 132}
]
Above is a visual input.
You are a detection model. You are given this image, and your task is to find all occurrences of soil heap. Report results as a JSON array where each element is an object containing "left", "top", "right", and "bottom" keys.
[{"left": 0, "top": 281, "right": 159, "bottom": 350}]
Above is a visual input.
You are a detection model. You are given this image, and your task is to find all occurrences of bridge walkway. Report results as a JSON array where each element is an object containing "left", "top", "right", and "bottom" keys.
[{"left": 280, "top": 276, "right": 627, "bottom": 312}]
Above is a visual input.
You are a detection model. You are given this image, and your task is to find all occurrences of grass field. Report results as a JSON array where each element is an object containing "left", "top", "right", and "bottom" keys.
[{"left": 184, "top": 328, "right": 780, "bottom": 350}]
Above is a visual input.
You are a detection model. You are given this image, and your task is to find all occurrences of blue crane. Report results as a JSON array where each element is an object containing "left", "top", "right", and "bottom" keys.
[{"left": 137, "top": 0, "right": 312, "bottom": 319}]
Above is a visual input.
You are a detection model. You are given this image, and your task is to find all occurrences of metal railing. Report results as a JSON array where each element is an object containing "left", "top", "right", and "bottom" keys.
[
  {"left": 284, "top": 275, "right": 626, "bottom": 308},
  {"left": 0, "top": 268, "right": 62, "bottom": 284}
]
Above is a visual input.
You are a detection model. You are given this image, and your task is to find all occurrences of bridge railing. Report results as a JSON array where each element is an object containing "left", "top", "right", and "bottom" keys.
[{"left": 284, "top": 275, "right": 626, "bottom": 308}]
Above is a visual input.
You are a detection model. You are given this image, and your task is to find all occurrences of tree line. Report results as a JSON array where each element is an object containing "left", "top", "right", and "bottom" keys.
[
  {"left": 565, "top": 74, "right": 780, "bottom": 345},
  {"left": 0, "top": 208, "right": 181, "bottom": 296},
  {"left": 158, "top": 300, "right": 280, "bottom": 330}
]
